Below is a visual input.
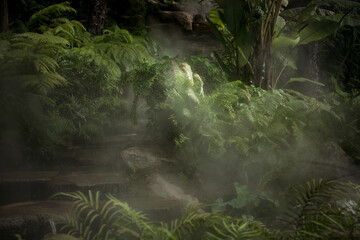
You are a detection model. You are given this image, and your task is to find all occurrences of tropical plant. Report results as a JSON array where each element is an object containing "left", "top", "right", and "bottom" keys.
[
  {"left": 0, "top": 1, "right": 154, "bottom": 163},
  {"left": 48, "top": 179, "right": 360, "bottom": 240},
  {"left": 322, "top": 83, "right": 360, "bottom": 162},
  {"left": 50, "top": 190, "right": 272, "bottom": 240},
  {"left": 212, "top": 182, "right": 279, "bottom": 218},
  {"left": 91, "top": 25, "right": 153, "bottom": 71},
  {"left": 131, "top": 58, "right": 348, "bottom": 182},
  {"left": 187, "top": 54, "right": 228, "bottom": 93},
  {"left": 0, "top": 31, "right": 69, "bottom": 161},
  {"left": 283, "top": 179, "right": 360, "bottom": 239},
  {"left": 208, "top": 0, "right": 360, "bottom": 89},
  {"left": 207, "top": 0, "right": 285, "bottom": 88}
]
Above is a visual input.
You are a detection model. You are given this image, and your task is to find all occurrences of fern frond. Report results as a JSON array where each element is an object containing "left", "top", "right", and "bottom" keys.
[
  {"left": 284, "top": 179, "right": 360, "bottom": 239},
  {"left": 29, "top": 1, "right": 76, "bottom": 30},
  {"left": 106, "top": 194, "right": 152, "bottom": 232},
  {"left": 11, "top": 32, "right": 70, "bottom": 48},
  {"left": 20, "top": 73, "right": 66, "bottom": 94}
]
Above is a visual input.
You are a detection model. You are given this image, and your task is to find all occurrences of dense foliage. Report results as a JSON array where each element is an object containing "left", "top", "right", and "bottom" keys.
[
  {"left": 48, "top": 180, "right": 360, "bottom": 240},
  {"left": 1, "top": 1, "right": 360, "bottom": 239},
  {"left": 0, "top": 2, "right": 152, "bottom": 164}
]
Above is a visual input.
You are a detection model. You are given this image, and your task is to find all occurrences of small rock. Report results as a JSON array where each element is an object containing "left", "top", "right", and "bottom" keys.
[{"left": 119, "top": 146, "right": 171, "bottom": 172}]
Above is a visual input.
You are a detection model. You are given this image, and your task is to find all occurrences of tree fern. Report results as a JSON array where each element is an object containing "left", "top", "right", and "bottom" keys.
[
  {"left": 27, "top": 1, "right": 89, "bottom": 47},
  {"left": 91, "top": 26, "right": 153, "bottom": 71},
  {"left": 0, "top": 33, "right": 68, "bottom": 94},
  {"left": 28, "top": 1, "right": 77, "bottom": 31}
]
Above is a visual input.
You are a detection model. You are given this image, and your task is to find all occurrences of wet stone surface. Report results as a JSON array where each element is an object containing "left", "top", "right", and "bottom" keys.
[
  {"left": 48, "top": 171, "right": 130, "bottom": 195},
  {"left": 0, "top": 170, "right": 130, "bottom": 205},
  {"left": 0, "top": 201, "right": 73, "bottom": 240},
  {"left": 0, "top": 172, "right": 59, "bottom": 206}
]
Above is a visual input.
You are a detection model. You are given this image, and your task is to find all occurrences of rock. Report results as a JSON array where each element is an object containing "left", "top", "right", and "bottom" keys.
[
  {"left": 159, "top": 11, "right": 194, "bottom": 31},
  {"left": 173, "top": 11, "right": 194, "bottom": 31},
  {"left": 148, "top": 173, "right": 199, "bottom": 209},
  {"left": 0, "top": 171, "right": 59, "bottom": 205},
  {"left": 192, "top": 14, "right": 211, "bottom": 33},
  {"left": 0, "top": 201, "right": 73, "bottom": 240},
  {"left": 119, "top": 146, "right": 172, "bottom": 172},
  {"left": 193, "top": 14, "right": 206, "bottom": 24},
  {"left": 48, "top": 171, "right": 129, "bottom": 194},
  {"left": 0, "top": 170, "right": 130, "bottom": 205},
  {"left": 147, "top": 0, "right": 184, "bottom": 11},
  {"left": 0, "top": 171, "right": 58, "bottom": 183}
]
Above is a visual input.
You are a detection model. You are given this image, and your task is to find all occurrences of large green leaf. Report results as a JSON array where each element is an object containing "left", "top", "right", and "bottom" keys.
[
  {"left": 236, "top": 46, "right": 252, "bottom": 70},
  {"left": 298, "top": 20, "right": 338, "bottom": 44},
  {"left": 223, "top": 0, "right": 246, "bottom": 37},
  {"left": 281, "top": 7, "right": 305, "bottom": 19},
  {"left": 315, "top": 14, "right": 360, "bottom": 27},
  {"left": 286, "top": 77, "right": 325, "bottom": 86},
  {"left": 206, "top": 16, "right": 232, "bottom": 54},
  {"left": 271, "top": 36, "right": 300, "bottom": 53},
  {"left": 275, "top": 16, "right": 286, "bottom": 37},
  {"left": 313, "top": 0, "right": 360, "bottom": 8},
  {"left": 222, "top": 0, "right": 253, "bottom": 47}
]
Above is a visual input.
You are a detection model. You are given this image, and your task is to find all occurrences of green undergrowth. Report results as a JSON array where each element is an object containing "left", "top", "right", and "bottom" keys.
[
  {"left": 33, "top": 179, "right": 360, "bottom": 240},
  {"left": 0, "top": 2, "right": 153, "bottom": 164},
  {"left": 132, "top": 56, "right": 359, "bottom": 168},
  {"left": 131, "top": 56, "right": 360, "bottom": 223}
]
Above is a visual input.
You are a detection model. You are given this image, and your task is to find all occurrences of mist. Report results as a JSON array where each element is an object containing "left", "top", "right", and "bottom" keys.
[{"left": 0, "top": 0, "right": 360, "bottom": 239}]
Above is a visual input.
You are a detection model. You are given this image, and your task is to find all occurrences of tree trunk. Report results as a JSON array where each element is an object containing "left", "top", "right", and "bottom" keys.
[
  {"left": 297, "top": 42, "right": 320, "bottom": 96},
  {"left": 88, "top": 0, "right": 107, "bottom": 36},
  {"left": 253, "top": 41, "right": 265, "bottom": 88},
  {"left": 0, "top": 0, "right": 9, "bottom": 33},
  {"left": 264, "top": 45, "right": 272, "bottom": 90}
]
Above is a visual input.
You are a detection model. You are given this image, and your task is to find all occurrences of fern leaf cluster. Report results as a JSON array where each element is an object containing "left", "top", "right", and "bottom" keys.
[
  {"left": 51, "top": 191, "right": 271, "bottom": 240},
  {"left": 284, "top": 179, "right": 360, "bottom": 239},
  {"left": 1, "top": 33, "right": 68, "bottom": 94},
  {"left": 48, "top": 180, "right": 360, "bottom": 240},
  {"left": 92, "top": 26, "right": 153, "bottom": 71},
  {"left": 28, "top": 2, "right": 77, "bottom": 31},
  {"left": 0, "top": 1, "right": 154, "bottom": 160}
]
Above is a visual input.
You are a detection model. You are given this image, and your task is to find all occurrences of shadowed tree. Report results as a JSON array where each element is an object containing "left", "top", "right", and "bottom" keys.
[
  {"left": 286, "top": 0, "right": 319, "bottom": 96},
  {"left": 88, "top": 0, "right": 107, "bottom": 36},
  {"left": 0, "top": 0, "right": 9, "bottom": 32}
]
